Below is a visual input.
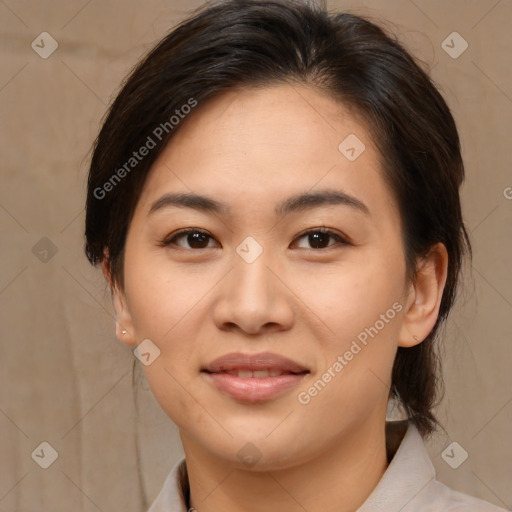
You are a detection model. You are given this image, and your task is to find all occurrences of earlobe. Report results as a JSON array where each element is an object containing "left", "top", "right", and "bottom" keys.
[
  {"left": 398, "top": 243, "right": 449, "bottom": 348},
  {"left": 111, "top": 284, "right": 138, "bottom": 347},
  {"left": 101, "top": 258, "right": 138, "bottom": 347}
]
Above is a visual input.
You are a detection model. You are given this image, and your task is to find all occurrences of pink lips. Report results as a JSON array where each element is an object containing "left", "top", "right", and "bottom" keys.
[{"left": 201, "top": 352, "right": 310, "bottom": 402}]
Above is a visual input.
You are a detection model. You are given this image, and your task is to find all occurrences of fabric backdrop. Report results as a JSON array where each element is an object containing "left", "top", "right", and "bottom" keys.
[{"left": 0, "top": 0, "right": 511, "bottom": 510}]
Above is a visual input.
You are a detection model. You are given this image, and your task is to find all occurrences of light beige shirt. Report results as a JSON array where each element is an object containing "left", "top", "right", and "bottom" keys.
[{"left": 147, "top": 421, "right": 509, "bottom": 512}]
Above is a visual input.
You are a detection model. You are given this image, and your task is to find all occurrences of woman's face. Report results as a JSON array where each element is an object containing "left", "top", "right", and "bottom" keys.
[{"left": 116, "top": 84, "right": 416, "bottom": 469}]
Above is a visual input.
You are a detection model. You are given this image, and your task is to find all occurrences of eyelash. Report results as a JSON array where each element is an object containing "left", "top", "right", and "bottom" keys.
[{"left": 160, "top": 227, "right": 350, "bottom": 250}]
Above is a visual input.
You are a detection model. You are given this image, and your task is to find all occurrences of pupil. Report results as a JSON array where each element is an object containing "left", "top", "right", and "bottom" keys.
[
  {"left": 189, "top": 232, "right": 208, "bottom": 248},
  {"left": 310, "top": 232, "right": 328, "bottom": 249}
]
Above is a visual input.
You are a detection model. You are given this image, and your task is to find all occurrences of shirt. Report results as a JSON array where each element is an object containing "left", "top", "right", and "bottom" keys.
[{"left": 147, "top": 421, "right": 509, "bottom": 511}]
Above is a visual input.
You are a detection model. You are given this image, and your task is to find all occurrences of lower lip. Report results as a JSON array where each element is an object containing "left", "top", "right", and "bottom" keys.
[{"left": 202, "top": 372, "right": 308, "bottom": 402}]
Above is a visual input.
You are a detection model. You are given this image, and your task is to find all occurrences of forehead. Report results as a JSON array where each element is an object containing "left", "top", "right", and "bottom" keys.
[
  {"left": 163, "top": 84, "right": 367, "bottom": 168},
  {"left": 135, "top": 84, "right": 397, "bottom": 222}
]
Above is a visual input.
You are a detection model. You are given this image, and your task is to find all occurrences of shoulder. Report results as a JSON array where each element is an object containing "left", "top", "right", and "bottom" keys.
[{"left": 358, "top": 421, "right": 509, "bottom": 512}]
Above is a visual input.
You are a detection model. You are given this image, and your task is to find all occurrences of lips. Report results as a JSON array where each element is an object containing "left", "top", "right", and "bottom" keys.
[
  {"left": 202, "top": 352, "right": 309, "bottom": 375},
  {"left": 201, "top": 352, "right": 309, "bottom": 402}
]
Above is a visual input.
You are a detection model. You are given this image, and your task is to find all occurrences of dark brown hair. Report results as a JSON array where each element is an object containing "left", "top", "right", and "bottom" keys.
[{"left": 85, "top": 0, "right": 471, "bottom": 436}]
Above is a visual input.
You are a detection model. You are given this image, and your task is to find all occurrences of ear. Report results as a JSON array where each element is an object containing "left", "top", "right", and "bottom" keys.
[
  {"left": 101, "top": 259, "right": 138, "bottom": 347},
  {"left": 398, "top": 243, "right": 449, "bottom": 348}
]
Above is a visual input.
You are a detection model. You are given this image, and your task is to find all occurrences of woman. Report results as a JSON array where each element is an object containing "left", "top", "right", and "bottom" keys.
[{"left": 84, "top": 1, "right": 508, "bottom": 510}]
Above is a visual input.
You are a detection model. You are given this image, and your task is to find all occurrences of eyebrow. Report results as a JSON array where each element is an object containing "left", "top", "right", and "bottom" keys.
[{"left": 148, "top": 189, "right": 370, "bottom": 218}]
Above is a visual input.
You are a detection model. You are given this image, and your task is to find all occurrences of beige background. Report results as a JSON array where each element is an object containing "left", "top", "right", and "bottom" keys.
[{"left": 0, "top": 0, "right": 511, "bottom": 510}]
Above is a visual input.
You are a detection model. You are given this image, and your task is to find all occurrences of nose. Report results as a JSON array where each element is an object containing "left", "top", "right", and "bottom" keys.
[{"left": 212, "top": 248, "right": 295, "bottom": 336}]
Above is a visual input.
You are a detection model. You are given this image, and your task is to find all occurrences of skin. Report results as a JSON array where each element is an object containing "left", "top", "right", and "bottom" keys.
[{"left": 106, "top": 83, "right": 448, "bottom": 512}]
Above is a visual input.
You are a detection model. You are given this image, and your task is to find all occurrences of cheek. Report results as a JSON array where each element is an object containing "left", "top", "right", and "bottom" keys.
[
  {"left": 135, "top": 305, "right": 210, "bottom": 431},
  {"left": 141, "top": 360, "right": 206, "bottom": 432},
  {"left": 291, "top": 253, "right": 405, "bottom": 343},
  {"left": 298, "top": 253, "right": 406, "bottom": 402},
  {"left": 123, "top": 245, "right": 204, "bottom": 339}
]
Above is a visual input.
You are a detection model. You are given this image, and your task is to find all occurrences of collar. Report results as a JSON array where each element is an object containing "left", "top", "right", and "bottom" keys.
[{"left": 357, "top": 420, "right": 436, "bottom": 511}]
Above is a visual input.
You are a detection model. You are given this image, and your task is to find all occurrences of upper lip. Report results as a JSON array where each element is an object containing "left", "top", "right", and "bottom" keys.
[{"left": 202, "top": 352, "right": 310, "bottom": 374}]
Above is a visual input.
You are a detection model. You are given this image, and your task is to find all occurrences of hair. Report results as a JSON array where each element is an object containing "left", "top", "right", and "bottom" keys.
[{"left": 84, "top": 0, "right": 471, "bottom": 436}]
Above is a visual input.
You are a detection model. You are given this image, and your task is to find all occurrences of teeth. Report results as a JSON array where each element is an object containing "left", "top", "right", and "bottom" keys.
[
  {"left": 253, "top": 370, "right": 270, "bottom": 378},
  {"left": 224, "top": 369, "right": 285, "bottom": 378}
]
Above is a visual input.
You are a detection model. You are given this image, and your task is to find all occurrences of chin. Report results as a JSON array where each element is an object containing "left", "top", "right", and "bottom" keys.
[{"left": 200, "top": 429, "right": 319, "bottom": 472}]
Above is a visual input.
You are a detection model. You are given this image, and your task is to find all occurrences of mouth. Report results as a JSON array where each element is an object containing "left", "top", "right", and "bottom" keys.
[
  {"left": 201, "top": 352, "right": 310, "bottom": 402},
  {"left": 205, "top": 368, "right": 306, "bottom": 378}
]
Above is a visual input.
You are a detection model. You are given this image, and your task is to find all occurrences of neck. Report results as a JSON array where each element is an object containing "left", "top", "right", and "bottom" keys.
[{"left": 182, "top": 419, "right": 390, "bottom": 512}]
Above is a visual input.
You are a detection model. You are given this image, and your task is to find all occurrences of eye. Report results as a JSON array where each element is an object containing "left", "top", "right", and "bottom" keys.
[
  {"left": 161, "top": 228, "right": 219, "bottom": 249},
  {"left": 292, "top": 228, "right": 350, "bottom": 250},
  {"left": 160, "top": 227, "right": 350, "bottom": 251}
]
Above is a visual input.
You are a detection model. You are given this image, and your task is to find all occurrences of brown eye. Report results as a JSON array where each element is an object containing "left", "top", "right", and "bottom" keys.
[
  {"left": 293, "top": 229, "right": 349, "bottom": 250},
  {"left": 162, "top": 229, "right": 218, "bottom": 249}
]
